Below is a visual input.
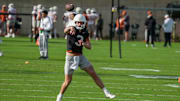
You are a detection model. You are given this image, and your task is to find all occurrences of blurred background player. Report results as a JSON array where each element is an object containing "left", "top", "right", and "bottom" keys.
[
  {"left": 162, "top": 14, "right": 174, "bottom": 47},
  {"left": 86, "top": 8, "right": 98, "bottom": 39},
  {"left": 31, "top": 5, "right": 38, "bottom": 42},
  {"left": 0, "top": 5, "right": 8, "bottom": 36},
  {"left": 63, "top": 3, "right": 75, "bottom": 28},
  {"left": 115, "top": 13, "right": 125, "bottom": 36},
  {"left": 95, "top": 13, "right": 103, "bottom": 40},
  {"left": 121, "top": 10, "right": 130, "bottom": 41},
  {"left": 35, "top": 4, "right": 43, "bottom": 44},
  {"left": 63, "top": 3, "right": 75, "bottom": 38},
  {"left": 5, "top": 3, "right": 16, "bottom": 38},
  {"left": 48, "top": 7, "right": 54, "bottom": 39},
  {"left": 52, "top": 6, "right": 58, "bottom": 38},
  {"left": 48, "top": 6, "right": 58, "bottom": 39}
]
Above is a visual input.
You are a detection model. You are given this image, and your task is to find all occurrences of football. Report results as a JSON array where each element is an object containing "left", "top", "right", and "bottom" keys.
[{"left": 65, "top": 3, "right": 74, "bottom": 11}]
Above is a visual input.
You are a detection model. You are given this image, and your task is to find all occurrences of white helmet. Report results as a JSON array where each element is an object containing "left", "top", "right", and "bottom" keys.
[
  {"left": 33, "top": 6, "right": 37, "bottom": 11},
  {"left": 37, "top": 4, "right": 42, "bottom": 9},
  {"left": 73, "top": 14, "right": 86, "bottom": 30},
  {"left": 86, "top": 8, "right": 91, "bottom": 14},
  {"left": 49, "top": 7, "right": 53, "bottom": 11},
  {"left": 91, "top": 8, "right": 96, "bottom": 13},
  {"left": 8, "top": 3, "right": 14, "bottom": 8},
  {"left": 41, "top": 6, "right": 46, "bottom": 11},
  {"left": 53, "top": 6, "right": 58, "bottom": 11},
  {"left": 75, "top": 7, "right": 82, "bottom": 14}
]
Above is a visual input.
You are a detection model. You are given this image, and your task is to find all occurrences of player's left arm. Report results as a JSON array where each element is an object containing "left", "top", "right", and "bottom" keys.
[{"left": 83, "top": 37, "right": 91, "bottom": 49}]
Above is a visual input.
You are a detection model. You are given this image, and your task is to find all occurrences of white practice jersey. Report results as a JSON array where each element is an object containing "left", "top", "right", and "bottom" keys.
[
  {"left": 52, "top": 11, "right": 57, "bottom": 23},
  {"left": 8, "top": 7, "right": 16, "bottom": 20},
  {"left": 40, "top": 16, "right": 53, "bottom": 31},
  {"left": 63, "top": 11, "right": 75, "bottom": 27},
  {"left": 48, "top": 10, "right": 54, "bottom": 23},
  {"left": 87, "top": 13, "right": 98, "bottom": 25},
  {"left": 32, "top": 10, "right": 37, "bottom": 28},
  {"left": 163, "top": 18, "right": 174, "bottom": 33}
]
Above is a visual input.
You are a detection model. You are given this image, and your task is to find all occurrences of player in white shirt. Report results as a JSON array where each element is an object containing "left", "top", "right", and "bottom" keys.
[
  {"left": 86, "top": 8, "right": 98, "bottom": 38},
  {"left": 63, "top": 4, "right": 76, "bottom": 28},
  {"left": 52, "top": 6, "right": 58, "bottom": 38},
  {"left": 63, "top": 4, "right": 76, "bottom": 39},
  {"left": 48, "top": 7, "right": 54, "bottom": 39},
  {"left": 39, "top": 10, "right": 53, "bottom": 59},
  {"left": 162, "top": 14, "right": 174, "bottom": 47},
  {"left": 31, "top": 5, "right": 38, "bottom": 41},
  {"left": 5, "top": 3, "right": 16, "bottom": 38}
]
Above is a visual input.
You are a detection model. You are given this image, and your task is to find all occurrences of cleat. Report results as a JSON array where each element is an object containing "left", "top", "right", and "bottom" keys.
[{"left": 105, "top": 93, "right": 116, "bottom": 99}]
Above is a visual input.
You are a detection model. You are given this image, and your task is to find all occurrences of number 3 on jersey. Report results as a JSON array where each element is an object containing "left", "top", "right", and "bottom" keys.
[{"left": 75, "top": 35, "right": 84, "bottom": 46}]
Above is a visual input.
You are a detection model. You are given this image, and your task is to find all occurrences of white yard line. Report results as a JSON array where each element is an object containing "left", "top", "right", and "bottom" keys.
[
  {"left": 101, "top": 67, "right": 160, "bottom": 72},
  {"left": 165, "top": 84, "right": 180, "bottom": 88},
  {"left": 0, "top": 88, "right": 52, "bottom": 92},
  {"left": 1, "top": 94, "right": 136, "bottom": 101},
  {"left": 0, "top": 78, "right": 174, "bottom": 86},
  {"left": 122, "top": 93, "right": 180, "bottom": 98},
  {"left": 130, "top": 75, "right": 178, "bottom": 79},
  {"left": 0, "top": 83, "right": 177, "bottom": 92}
]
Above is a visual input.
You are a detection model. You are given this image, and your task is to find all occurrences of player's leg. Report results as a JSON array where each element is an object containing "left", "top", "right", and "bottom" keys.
[
  {"left": 5, "top": 20, "right": 11, "bottom": 37},
  {"left": 56, "top": 74, "right": 72, "bottom": 101},
  {"left": 80, "top": 55, "right": 115, "bottom": 99},
  {"left": 83, "top": 66, "right": 116, "bottom": 99},
  {"left": 83, "top": 65, "right": 104, "bottom": 88},
  {"left": 39, "top": 34, "right": 44, "bottom": 58},
  {"left": 56, "top": 55, "right": 76, "bottom": 101},
  {"left": 43, "top": 33, "right": 48, "bottom": 59}
]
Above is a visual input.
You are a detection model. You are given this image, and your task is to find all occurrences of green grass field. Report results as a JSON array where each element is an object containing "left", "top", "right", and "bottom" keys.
[{"left": 0, "top": 37, "right": 180, "bottom": 101}]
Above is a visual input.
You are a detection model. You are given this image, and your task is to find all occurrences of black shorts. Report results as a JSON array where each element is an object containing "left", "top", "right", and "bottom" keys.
[{"left": 125, "top": 25, "right": 130, "bottom": 32}]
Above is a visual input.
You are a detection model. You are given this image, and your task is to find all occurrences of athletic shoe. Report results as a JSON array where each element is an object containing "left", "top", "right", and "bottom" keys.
[
  {"left": 5, "top": 33, "right": 11, "bottom": 38},
  {"left": 105, "top": 92, "right": 116, "bottom": 99},
  {"left": 0, "top": 52, "right": 3, "bottom": 56},
  {"left": 38, "top": 56, "right": 44, "bottom": 60},
  {"left": 146, "top": 44, "right": 149, "bottom": 47},
  {"left": 12, "top": 33, "right": 15, "bottom": 38},
  {"left": 43, "top": 57, "right": 48, "bottom": 60}
]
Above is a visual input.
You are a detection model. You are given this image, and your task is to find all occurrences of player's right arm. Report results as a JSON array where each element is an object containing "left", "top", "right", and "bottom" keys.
[{"left": 64, "top": 26, "right": 76, "bottom": 35}]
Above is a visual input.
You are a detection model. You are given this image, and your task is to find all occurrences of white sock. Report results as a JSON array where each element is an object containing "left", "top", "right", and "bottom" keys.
[{"left": 56, "top": 93, "right": 63, "bottom": 101}]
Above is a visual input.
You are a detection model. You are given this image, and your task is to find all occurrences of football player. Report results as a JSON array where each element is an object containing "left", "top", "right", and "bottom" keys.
[{"left": 56, "top": 14, "right": 116, "bottom": 101}]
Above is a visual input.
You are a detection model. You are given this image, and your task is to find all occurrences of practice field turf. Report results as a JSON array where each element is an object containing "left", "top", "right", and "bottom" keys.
[{"left": 0, "top": 37, "right": 180, "bottom": 101}]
